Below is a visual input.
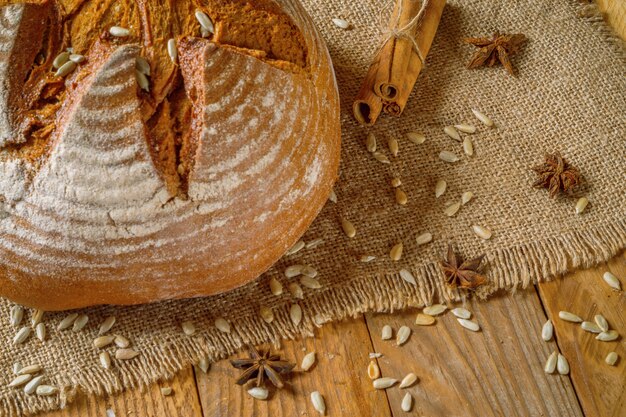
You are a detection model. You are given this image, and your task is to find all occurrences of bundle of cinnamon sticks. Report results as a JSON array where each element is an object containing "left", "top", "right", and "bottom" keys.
[{"left": 353, "top": 0, "right": 446, "bottom": 125}]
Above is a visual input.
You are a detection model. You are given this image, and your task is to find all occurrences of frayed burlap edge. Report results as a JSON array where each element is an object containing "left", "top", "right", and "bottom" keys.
[{"left": 2, "top": 2, "right": 625, "bottom": 416}]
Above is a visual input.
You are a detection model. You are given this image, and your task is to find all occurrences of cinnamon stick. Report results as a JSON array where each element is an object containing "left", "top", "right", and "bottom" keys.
[{"left": 353, "top": 54, "right": 384, "bottom": 125}]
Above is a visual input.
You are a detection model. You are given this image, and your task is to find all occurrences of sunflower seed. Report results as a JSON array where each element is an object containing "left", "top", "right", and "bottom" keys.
[
  {"left": 300, "top": 276, "right": 322, "bottom": 289},
  {"left": 399, "top": 269, "right": 417, "bottom": 285},
  {"left": 471, "top": 109, "right": 494, "bottom": 127},
  {"left": 8, "top": 374, "right": 32, "bottom": 387},
  {"left": 24, "top": 375, "right": 44, "bottom": 394},
  {"left": 332, "top": 18, "right": 349, "bottom": 29},
  {"left": 198, "top": 357, "right": 210, "bottom": 373},
  {"left": 399, "top": 372, "right": 418, "bottom": 388},
  {"left": 259, "top": 306, "right": 274, "bottom": 323},
  {"left": 13, "top": 327, "right": 30, "bottom": 344},
  {"left": 444, "top": 126, "right": 461, "bottom": 141},
  {"left": 472, "top": 225, "right": 492, "bottom": 240},
  {"left": 367, "top": 360, "right": 380, "bottom": 379},
  {"left": 558, "top": 311, "right": 582, "bottom": 323},
  {"left": 390, "top": 242, "right": 403, "bottom": 261},
  {"left": 444, "top": 202, "right": 461, "bottom": 217},
  {"left": 100, "top": 352, "right": 112, "bottom": 369},
  {"left": 395, "top": 188, "right": 408, "bottom": 205},
  {"left": 575, "top": 197, "right": 589, "bottom": 214},
  {"left": 373, "top": 377, "right": 398, "bottom": 389},
  {"left": 415, "top": 313, "right": 435, "bottom": 325},
  {"left": 247, "top": 386, "right": 268, "bottom": 400},
  {"left": 594, "top": 314, "right": 609, "bottom": 332},
  {"left": 328, "top": 188, "right": 337, "bottom": 203},
  {"left": 301, "top": 351, "right": 316, "bottom": 371},
  {"left": 54, "top": 60, "right": 76, "bottom": 77},
  {"left": 114, "top": 335, "right": 130, "bottom": 348},
  {"left": 452, "top": 308, "right": 471, "bottom": 319},
  {"left": 58, "top": 313, "right": 78, "bottom": 330},
  {"left": 396, "top": 325, "right": 411, "bottom": 345},
  {"left": 401, "top": 393, "right": 413, "bottom": 412},
  {"left": 306, "top": 238, "right": 324, "bottom": 249},
  {"left": 360, "top": 255, "right": 376, "bottom": 262},
  {"left": 17, "top": 365, "right": 42, "bottom": 375},
  {"left": 461, "top": 191, "right": 474, "bottom": 205},
  {"left": 285, "top": 265, "right": 304, "bottom": 278},
  {"left": 72, "top": 314, "right": 89, "bottom": 332},
  {"left": 423, "top": 304, "right": 447, "bottom": 316},
  {"left": 605, "top": 352, "right": 618, "bottom": 366},
  {"left": 391, "top": 177, "right": 402, "bottom": 187},
  {"left": 373, "top": 151, "right": 390, "bottom": 164},
  {"left": 161, "top": 387, "right": 173, "bottom": 396},
  {"left": 53, "top": 52, "right": 70, "bottom": 69},
  {"left": 269, "top": 277, "right": 283, "bottom": 295},
  {"left": 30, "top": 309, "right": 44, "bottom": 327},
  {"left": 557, "top": 354, "right": 569, "bottom": 375},
  {"left": 388, "top": 138, "right": 399, "bottom": 156},
  {"left": 109, "top": 26, "right": 130, "bottom": 37},
  {"left": 288, "top": 283, "right": 304, "bottom": 299},
  {"left": 458, "top": 318, "right": 481, "bottom": 332},
  {"left": 135, "top": 70, "right": 150, "bottom": 92},
  {"left": 544, "top": 351, "right": 558, "bottom": 373},
  {"left": 596, "top": 330, "right": 618, "bottom": 341},
  {"left": 215, "top": 318, "right": 231, "bottom": 333},
  {"left": 135, "top": 57, "right": 151, "bottom": 76},
  {"left": 581, "top": 321, "right": 602, "bottom": 333},
  {"left": 406, "top": 131, "right": 426, "bottom": 144},
  {"left": 454, "top": 124, "right": 477, "bottom": 134},
  {"left": 341, "top": 217, "right": 356, "bottom": 238},
  {"left": 201, "top": 27, "right": 211, "bottom": 38},
  {"left": 167, "top": 38, "right": 177, "bottom": 63},
  {"left": 10, "top": 305, "right": 23, "bottom": 327},
  {"left": 416, "top": 232, "right": 433, "bottom": 245},
  {"left": 439, "top": 151, "right": 460, "bottom": 163},
  {"left": 36, "top": 385, "right": 58, "bottom": 396},
  {"left": 602, "top": 271, "right": 621, "bottom": 290},
  {"left": 311, "top": 391, "right": 326, "bottom": 415},
  {"left": 301, "top": 265, "right": 318, "bottom": 278},
  {"left": 435, "top": 180, "right": 447, "bottom": 198},
  {"left": 180, "top": 321, "right": 195, "bottom": 336},
  {"left": 33, "top": 323, "right": 45, "bottom": 342},
  {"left": 290, "top": 304, "right": 302, "bottom": 326},
  {"left": 98, "top": 316, "right": 116, "bottom": 335},
  {"left": 13, "top": 362, "right": 22, "bottom": 374},
  {"left": 69, "top": 54, "right": 85, "bottom": 63},
  {"left": 366, "top": 132, "right": 377, "bottom": 152},
  {"left": 463, "top": 137, "right": 474, "bottom": 156},
  {"left": 369, "top": 352, "right": 383, "bottom": 359},
  {"left": 286, "top": 240, "right": 305, "bottom": 255},
  {"left": 381, "top": 325, "right": 392, "bottom": 340},
  {"left": 195, "top": 10, "right": 214, "bottom": 33},
  {"left": 541, "top": 320, "right": 553, "bottom": 341},
  {"left": 116, "top": 349, "right": 140, "bottom": 360}
]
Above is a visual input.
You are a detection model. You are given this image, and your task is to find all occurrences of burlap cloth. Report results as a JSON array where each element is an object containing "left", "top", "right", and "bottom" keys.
[{"left": 1, "top": 0, "right": 625, "bottom": 415}]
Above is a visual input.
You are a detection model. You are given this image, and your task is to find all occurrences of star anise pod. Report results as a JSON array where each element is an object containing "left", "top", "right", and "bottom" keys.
[
  {"left": 532, "top": 152, "right": 582, "bottom": 197},
  {"left": 464, "top": 33, "right": 527, "bottom": 75},
  {"left": 441, "top": 244, "right": 487, "bottom": 289},
  {"left": 230, "top": 345, "right": 295, "bottom": 388}
]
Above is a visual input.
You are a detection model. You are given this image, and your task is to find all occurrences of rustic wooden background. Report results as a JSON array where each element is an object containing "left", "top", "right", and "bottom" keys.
[{"left": 40, "top": 2, "right": 626, "bottom": 416}]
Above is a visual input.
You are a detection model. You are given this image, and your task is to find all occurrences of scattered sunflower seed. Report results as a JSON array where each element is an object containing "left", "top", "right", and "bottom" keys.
[
  {"left": 575, "top": 197, "right": 589, "bottom": 214},
  {"left": 311, "top": 391, "right": 326, "bottom": 415},
  {"left": 328, "top": 189, "right": 337, "bottom": 203},
  {"left": 360, "top": 255, "right": 376, "bottom": 262},
  {"left": 461, "top": 191, "right": 474, "bottom": 205},
  {"left": 54, "top": 60, "right": 77, "bottom": 77},
  {"left": 288, "top": 283, "right": 304, "bottom": 299},
  {"left": 114, "top": 335, "right": 130, "bottom": 348},
  {"left": 181, "top": 321, "right": 196, "bottom": 336},
  {"left": 161, "top": 387, "right": 173, "bottom": 396},
  {"left": 463, "top": 137, "right": 474, "bottom": 156},
  {"left": 596, "top": 330, "right": 618, "bottom": 341},
  {"left": 401, "top": 393, "right": 413, "bottom": 412},
  {"left": 415, "top": 232, "right": 433, "bottom": 245},
  {"left": 109, "top": 26, "right": 130, "bottom": 37},
  {"left": 594, "top": 314, "right": 609, "bottom": 332},
  {"left": 602, "top": 271, "right": 621, "bottom": 291},
  {"left": 388, "top": 138, "right": 399, "bottom": 156},
  {"left": 69, "top": 54, "right": 85, "bottom": 63},
  {"left": 8, "top": 374, "right": 32, "bottom": 388},
  {"left": 399, "top": 373, "right": 418, "bottom": 388},
  {"left": 30, "top": 310, "right": 44, "bottom": 327},
  {"left": 541, "top": 320, "right": 553, "bottom": 341},
  {"left": 395, "top": 188, "right": 408, "bottom": 205},
  {"left": 247, "top": 386, "right": 268, "bottom": 400},
  {"left": 544, "top": 351, "right": 558, "bottom": 373},
  {"left": 57, "top": 313, "right": 78, "bottom": 330},
  {"left": 72, "top": 314, "right": 89, "bottom": 332},
  {"left": 290, "top": 304, "right": 303, "bottom": 326},
  {"left": 34, "top": 323, "right": 45, "bottom": 341},
  {"left": 306, "top": 238, "right": 324, "bottom": 249},
  {"left": 399, "top": 269, "right": 417, "bottom": 286},
  {"left": 457, "top": 318, "right": 480, "bottom": 332},
  {"left": 301, "top": 351, "right": 316, "bottom": 371},
  {"left": 471, "top": 109, "right": 494, "bottom": 127},
  {"left": 13, "top": 327, "right": 30, "bottom": 344},
  {"left": 396, "top": 325, "right": 411, "bottom": 345},
  {"left": 36, "top": 385, "right": 58, "bottom": 396},
  {"left": 472, "top": 225, "right": 492, "bottom": 240},
  {"left": 17, "top": 365, "right": 42, "bottom": 375},
  {"left": 259, "top": 306, "right": 274, "bottom": 323},
  {"left": 439, "top": 151, "right": 460, "bottom": 163},
  {"left": 581, "top": 321, "right": 602, "bottom": 333},
  {"left": 373, "top": 377, "right": 398, "bottom": 389},
  {"left": 10, "top": 305, "right": 23, "bottom": 327},
  {"left": 98, "top": 316, "right": 116, "bottom": 335},
  {"left": 423, "top": 304, "right": 447, "bottom": 316},
  {"left": 444, "top": 202, "right": 461, "bottom": 217},
  {"left": 451, "top": 308, "right": 471, "bottom": 319},
  {"left": 341, "top": 217, "right": 356, "bottom": 238},
  {"left": 301, "top": 265, "right": 318, "bottom": 278},
  {"left": 381, "top": 325, "right": 392, "bottom": 340},
  {"left": 215, "top": 318, "right": 231, "bottom": 333},
  {"left": 167, "top": 38, "right": 177, "bottom": 63},
  {"left": 99, "top": 352, "right": 112, "bottom": 369},
  {"left": 286, "top": 240, "right": 305, "bottom": 255},
  {"left": 198, "top": 357, "right": 210, "bottom": 373},
  {"left": 558, "top": 311, "right": 582, "bottom": 323},
  {"left": 24, "top": 375, "right": 44, "bottom": 394},
  {"left": 285, "top": 265, "right": 303, "bottom": 278},
  {"left": 454, "top": 124, "right": 477, "bottom": 133},
  {"left": 300, "top": 276, "right": 322, "bottom": 289},
  {"left": 390, "top": 242, "right": 403, "bottom": 261},
  {"left": 195, "top": 10, "right": 214, "bottom": 33},
  {"left": 332, "top": 18, "right": 349, "bottom": 29},
  {"left": 269, "top": 277, "right": 283, "bottom": 295},
  {"left": 115, "top": 348, "right": 140, "bottom": 360},
  {"left": 406, "top": 131, "right": 426, "bottom": 144},
  {"left": 373, "top": 151, "right": 391, "bottom": 164},
  {"left": 435, "top": 180, "right": 447, "bottom": 198},
  {"left": 13, "top": 363, "right": 22, "bottom": 374},
  {"left": 444, "top": 126, "right": 461, "bottom": 141},
  {"left": 415, "top": 313, "right": 435, "bottom": 326},
  {"left": 367, "top": 360, "right": 380, "bottom": 379},
  {"left": 369, "top": 352, "right": 383, "bottom": 359},
  {"left": 557, "top": 354, "right": 569, "bottom": 375},
  {"left": 605, "top": 352, "right": 618, "bottom": 366},
  {"left": 52, "top": 52, "right": 70, "bottom": 69},
  {"left": 135, "top": 70, "right": 150, "bottom": 92},
  {"left": 391, "top": 177, "right": 402, "bottom": 187},
  {"left": 135, "top": 57, "right": 150, "bottom": 75},
  {"left": 366, "top": 133, "right": 377, "bottom": 152}
]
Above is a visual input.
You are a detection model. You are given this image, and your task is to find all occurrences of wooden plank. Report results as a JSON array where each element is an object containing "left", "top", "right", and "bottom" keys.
[
  {"left": 365, "top": 289, "right": 584, "bottom": 417},
  {"left": 537, "top": 250, "right": 625, "bottom": 417},
  {"left": 42, "top": 367, "right": 203, "bottom": 417},
  {"left": 195, "top": 317, "right": 392, "bottom": 417}
]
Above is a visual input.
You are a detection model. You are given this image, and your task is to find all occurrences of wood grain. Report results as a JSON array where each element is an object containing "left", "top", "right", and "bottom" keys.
[
  {"left": 537, "top": 250, "right": 625, "bottom": 417},
  {"left": 194, "top": 317, "right": 392, "bottom": 417},
  {"left": 365, "top": 289, "right": 584, "bottom": 417}
]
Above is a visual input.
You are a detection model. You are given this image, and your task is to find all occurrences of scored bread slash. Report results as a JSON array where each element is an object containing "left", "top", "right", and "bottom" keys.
[
  {"left": 406, "top": 131, "right": 426, "bottom": 144},
  {"left": 194, "top": 10, "right": 214, "bottom": 34},
  {"left": 435, "top": 180, "right": 447, "bottom": 198},
  {"left": 471, "top": 109, "right": 494, "bottom": 127}
]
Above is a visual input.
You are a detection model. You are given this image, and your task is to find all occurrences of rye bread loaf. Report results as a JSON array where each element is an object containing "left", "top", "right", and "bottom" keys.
[{"left": 0, "top": 0, "right": 340, "bottom": 310}]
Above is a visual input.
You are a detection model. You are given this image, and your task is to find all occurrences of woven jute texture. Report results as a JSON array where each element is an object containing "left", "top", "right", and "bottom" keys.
[{"left": 1, "top": 0, "right": 625, "bottom": 415}]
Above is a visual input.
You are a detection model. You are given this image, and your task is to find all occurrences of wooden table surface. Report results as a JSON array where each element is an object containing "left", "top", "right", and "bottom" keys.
[{"left": 40, "top": 2, "right": 626, "bottom": 417}]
